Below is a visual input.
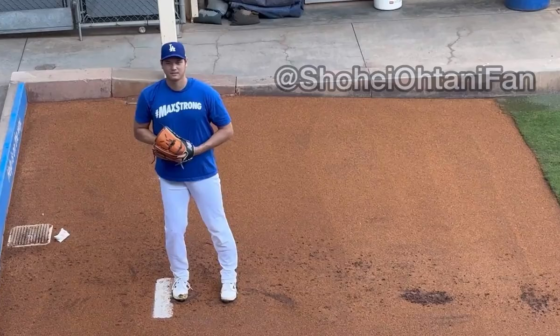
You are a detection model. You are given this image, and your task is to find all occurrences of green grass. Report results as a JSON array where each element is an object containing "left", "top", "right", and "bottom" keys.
[{"left": 497, "top": 94, "right": 560, "bottom": 201}]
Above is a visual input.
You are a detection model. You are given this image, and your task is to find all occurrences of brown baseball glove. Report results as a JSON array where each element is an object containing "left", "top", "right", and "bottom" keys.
[{"left": 152, "top": 126, "right": 195, "bottom": 166}]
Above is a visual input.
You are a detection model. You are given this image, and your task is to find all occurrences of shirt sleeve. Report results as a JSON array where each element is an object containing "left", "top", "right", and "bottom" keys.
[
  {"left": 134, "top": 90, "right": 152, "bottom": 124},
  {"left": 207, "top": 88, "right": 231, "bottom": 127}
]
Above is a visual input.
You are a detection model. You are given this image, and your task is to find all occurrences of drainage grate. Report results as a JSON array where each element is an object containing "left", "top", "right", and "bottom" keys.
[{"left": 7, "top": 224, "right": 53, "bottom": 247}]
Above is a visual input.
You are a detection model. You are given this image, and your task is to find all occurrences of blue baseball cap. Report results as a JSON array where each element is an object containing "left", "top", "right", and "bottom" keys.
[{"left": 161, "top": 42, "right": 186, "bottom": 60}]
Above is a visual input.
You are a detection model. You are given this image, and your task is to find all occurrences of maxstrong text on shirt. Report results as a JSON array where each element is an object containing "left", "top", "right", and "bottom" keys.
[{"left": 155, "top": 101, "right": 203, "bottom": 119}]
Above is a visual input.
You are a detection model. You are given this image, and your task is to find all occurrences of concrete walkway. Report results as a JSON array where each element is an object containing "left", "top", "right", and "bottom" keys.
[{"left": 1, "top": 0, "right": 559, "bottom": 104}]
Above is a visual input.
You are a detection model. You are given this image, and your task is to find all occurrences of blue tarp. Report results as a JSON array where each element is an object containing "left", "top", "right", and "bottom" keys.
[{"left": 228, "top": 0, "right": 304, "bottom": 18}]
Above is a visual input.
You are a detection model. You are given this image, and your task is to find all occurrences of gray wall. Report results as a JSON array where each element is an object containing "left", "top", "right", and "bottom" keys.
[{"left": 0, "top": 0, "right": 66, "bottom": 12}]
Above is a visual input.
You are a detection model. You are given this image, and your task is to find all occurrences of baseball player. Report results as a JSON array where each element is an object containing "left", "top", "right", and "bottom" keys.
[{"left": 133, "top": 41, "right": 238, "bottom": 303}]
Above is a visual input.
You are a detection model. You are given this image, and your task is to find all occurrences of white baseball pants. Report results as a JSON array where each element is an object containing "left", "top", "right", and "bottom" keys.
[{"left": 159, "top": 173, "right": 238, "bottom": 284}]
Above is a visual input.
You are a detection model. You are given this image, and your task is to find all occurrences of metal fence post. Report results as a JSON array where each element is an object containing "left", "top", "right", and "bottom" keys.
[
  {"left": 73, "top": 0, "right": 83, "bottom": 41},
  {"left": 180, "top": 0, "right": 187, "bottom": 23}
]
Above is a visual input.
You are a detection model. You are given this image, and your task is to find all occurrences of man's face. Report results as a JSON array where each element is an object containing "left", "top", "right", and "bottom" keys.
[{"left": 161, "top": 57, "right": 187, "bottom": 81}]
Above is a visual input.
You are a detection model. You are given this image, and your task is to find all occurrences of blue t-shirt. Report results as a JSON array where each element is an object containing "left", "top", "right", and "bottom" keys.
[{"left": 134, "top": 78, "right": 231, "bottom": 182}]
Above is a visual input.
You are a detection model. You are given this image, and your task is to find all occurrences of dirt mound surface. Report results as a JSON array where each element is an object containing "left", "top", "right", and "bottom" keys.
[{"left": 1, "top": 96, "right": 560, "bottom": 336}]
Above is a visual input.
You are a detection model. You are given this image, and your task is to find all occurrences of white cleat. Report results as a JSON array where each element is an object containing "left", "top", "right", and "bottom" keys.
[
  {"left": 221, "top": 283, "right": 237, "bottom": 302},
  {"left": 172, "top": 278, "right": 191, "bottom": 302}
]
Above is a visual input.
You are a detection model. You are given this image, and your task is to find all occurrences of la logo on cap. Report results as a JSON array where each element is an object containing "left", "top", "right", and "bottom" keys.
[{"left": 169, "top": 44, "right": 176, "bottom": 52}]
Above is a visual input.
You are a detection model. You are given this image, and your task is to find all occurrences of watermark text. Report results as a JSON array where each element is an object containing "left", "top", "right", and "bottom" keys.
[{"left": 274, "top": 65, "right": 536, "bottom": 93}]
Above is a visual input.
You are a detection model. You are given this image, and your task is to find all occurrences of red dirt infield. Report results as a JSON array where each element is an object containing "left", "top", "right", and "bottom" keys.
[{"left": 1, "top": 96, "right": 560, "bottom": 336}]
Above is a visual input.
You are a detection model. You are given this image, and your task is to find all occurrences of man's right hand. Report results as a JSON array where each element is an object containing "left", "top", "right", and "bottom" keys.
[{"left": 133, "top": 121, "right": 156, "bottom": 145}]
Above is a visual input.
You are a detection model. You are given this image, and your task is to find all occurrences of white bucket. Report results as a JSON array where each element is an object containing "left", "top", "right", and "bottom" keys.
[{"left": 374, "top": 0, "right": 402, "bottom": 10}]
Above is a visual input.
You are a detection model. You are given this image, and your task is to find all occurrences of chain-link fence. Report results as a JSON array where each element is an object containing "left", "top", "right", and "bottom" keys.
[
  {"left": 0, "top": 0, "right": 186, "bottom": 39},
  {"left": 0, "top": 0, "right": 69, "bottom": 12},
  {"left": 76, "top": 0, "right": 186, "bottom": 32},
  {"left": 0, "top": 0, "right": 74, "bottom": 35}
]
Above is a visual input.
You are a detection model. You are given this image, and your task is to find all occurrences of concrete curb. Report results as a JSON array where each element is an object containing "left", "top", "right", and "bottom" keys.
[
  {"left": 111, "top": 68, "right": 237, "bottom": 98},
  {"left": 8, "top": 66, "right": 560, "bottom": 102},
  {"left": 11, "top": 69, "right": 112, "bottom": 102},
  {"left": 10, "top": 68, "right": 239, "bottom": 103},
  {"left": 0, "top": 82, "right": 27, "bottom": 265},
  {"left": 236, "top": 72, "right": 372, "bottom": 98}
]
